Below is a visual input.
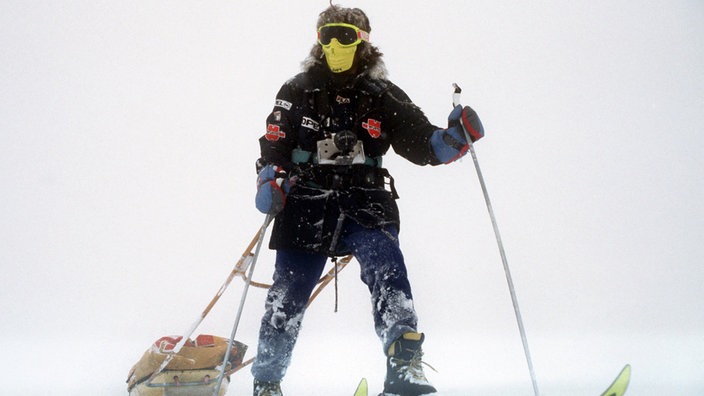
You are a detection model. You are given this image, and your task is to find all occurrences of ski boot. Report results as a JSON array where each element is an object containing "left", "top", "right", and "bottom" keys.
[
  {"left": 383, "top": 332, "right": 437, "bottom": 396},
  {"left": 253, "top": 379, "right": 283, "bottom": 396}
]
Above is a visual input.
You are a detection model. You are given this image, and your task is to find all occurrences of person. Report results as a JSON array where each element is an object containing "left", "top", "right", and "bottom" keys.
[{"left": 251, "top": 5, "right": 484, "bottom": 396}]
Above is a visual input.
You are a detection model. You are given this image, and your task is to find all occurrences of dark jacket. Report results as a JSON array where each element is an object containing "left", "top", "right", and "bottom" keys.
[{"left": 258, "top": 61, "right": 443, "bottom": 256}]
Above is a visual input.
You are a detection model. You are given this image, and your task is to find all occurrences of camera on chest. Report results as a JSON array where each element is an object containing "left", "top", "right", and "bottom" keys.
[{"left": 317, "top": 129, "right": 366, "bottom": 165}]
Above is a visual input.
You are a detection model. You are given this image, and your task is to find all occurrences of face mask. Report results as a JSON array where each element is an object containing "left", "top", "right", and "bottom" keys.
[
  {"left": 317, "top": 23, "right": 369, "bottom": 73},
  {"left": 322, "top": 39, "right": 358, "bottom": 73}
]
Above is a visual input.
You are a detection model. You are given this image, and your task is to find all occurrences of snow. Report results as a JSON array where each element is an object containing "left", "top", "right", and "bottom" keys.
[{"left": 1, "top": 1, "right": 703, "bottom": 395}]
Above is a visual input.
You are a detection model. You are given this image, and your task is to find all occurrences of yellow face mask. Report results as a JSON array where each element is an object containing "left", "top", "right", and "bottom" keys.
[
  {"left": 322, "top": 39, "right": 358, "bottom": 73},
  {"left": 317, "top": 23, "right": 369, "bottom": 73}
]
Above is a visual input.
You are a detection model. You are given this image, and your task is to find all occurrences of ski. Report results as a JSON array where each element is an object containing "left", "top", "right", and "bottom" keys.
[
  {"left": 600, "top": 364, "right": 631, "bottom": 396},
  {"left": 356, "top": 364, "right": 631, "bottom": 396},
  {"left": 354, "top": 378, "right": 368, "bottom": 396}
]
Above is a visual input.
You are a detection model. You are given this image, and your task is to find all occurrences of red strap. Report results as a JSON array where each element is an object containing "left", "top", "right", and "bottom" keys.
[
  {"left": 154, "top": 336, "right": 182, "bottom": 352},
  {"left": 195, "top": 334, "right": 216, "bottom": 347}
]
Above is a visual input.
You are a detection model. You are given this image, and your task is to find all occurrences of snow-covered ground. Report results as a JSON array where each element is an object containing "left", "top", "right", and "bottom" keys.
[{"left": 1, "top": 1, "right": 703, "bottom": 395}]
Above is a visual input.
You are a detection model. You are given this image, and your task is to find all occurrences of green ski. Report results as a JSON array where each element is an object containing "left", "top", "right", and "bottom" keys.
[
  {"left": 600, "top": 364, "right": 631, "bottom": 396},
  {"left": 354, "top": 378, "right": 368, "bottom": 396}
]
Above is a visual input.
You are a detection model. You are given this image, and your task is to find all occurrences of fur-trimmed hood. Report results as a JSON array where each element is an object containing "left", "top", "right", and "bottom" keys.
[{"left": 301, "top": 5, "right": 388, "bottom": 81}]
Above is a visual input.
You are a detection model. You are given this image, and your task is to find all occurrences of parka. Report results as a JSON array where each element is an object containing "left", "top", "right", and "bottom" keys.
[{"left": 257, "top": 59, "right": 445, "bottom": 256}]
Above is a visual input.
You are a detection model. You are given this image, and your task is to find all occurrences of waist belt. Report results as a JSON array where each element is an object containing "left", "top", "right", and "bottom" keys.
[{"left": 296, "top": 165, "right": 398, "bottom": 198}]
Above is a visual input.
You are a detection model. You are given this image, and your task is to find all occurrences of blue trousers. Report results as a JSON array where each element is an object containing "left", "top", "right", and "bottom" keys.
[{"left": 251, "top": 223, "right": 418, "bottom": 382}]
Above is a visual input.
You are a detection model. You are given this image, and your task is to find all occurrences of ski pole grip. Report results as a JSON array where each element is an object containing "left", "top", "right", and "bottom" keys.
[
  {"left": 450, "top": 83, "right": 484, "bottom": 143},
  {"left": 452, "top": 83, "right": 462, "bottom": 107}
]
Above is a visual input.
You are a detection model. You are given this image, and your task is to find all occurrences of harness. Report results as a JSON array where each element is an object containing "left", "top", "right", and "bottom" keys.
[
  {"left": 290, "top": 86, "right": 383, "bottom": 167},
  {"left": 295, "top": 163, "right": 398, "bottom": 198}
]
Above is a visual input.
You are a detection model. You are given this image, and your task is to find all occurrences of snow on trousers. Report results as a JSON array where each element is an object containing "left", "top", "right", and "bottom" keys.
[{"left": 251, "top": 222, "right": 418, "bottom": 382}]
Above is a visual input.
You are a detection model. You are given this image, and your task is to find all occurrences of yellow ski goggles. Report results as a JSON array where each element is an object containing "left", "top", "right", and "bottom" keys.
[{"left": 317, "top": 23, "right": 370, "bottom": 47}]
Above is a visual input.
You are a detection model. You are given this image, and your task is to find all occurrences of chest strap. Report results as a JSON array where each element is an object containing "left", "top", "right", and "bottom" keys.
[{"left": 294, "top": 164, "right": 398, "bottom": 198}]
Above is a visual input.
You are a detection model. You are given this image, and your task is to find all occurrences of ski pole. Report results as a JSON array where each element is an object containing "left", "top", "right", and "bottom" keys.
[
  {"left": 453, "top": 83, "right": 540, "bottom": 396},
  {"left": 213, "top": 214, "right": 273, "bottom": 396}
]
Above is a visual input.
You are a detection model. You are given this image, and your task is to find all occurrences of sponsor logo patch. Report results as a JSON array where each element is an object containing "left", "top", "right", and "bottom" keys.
[
  {"left": 275, "top": 99, "right": 292, "bottom": 110},
  {"left": 362, "top": 118, "right": 381, "bottom": 138},
  {"left": 336, "top": 95, "right": 351, "bottom": 104},
  {"left": 265, "top": 124, "right": 286, "bottom": 141},
  {"left": 273, "top": 111, "right": 281, "bottom": 122},
  {"left": 301, "top": 116, "right": 320, "bottom": 131}
]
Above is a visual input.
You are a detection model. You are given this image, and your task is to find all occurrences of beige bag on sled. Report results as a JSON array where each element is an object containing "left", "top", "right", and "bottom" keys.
[{"left": 127, "top": 334, "right": 247, "bottom": 396}]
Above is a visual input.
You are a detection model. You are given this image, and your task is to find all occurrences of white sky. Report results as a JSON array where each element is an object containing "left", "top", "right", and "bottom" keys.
[{"left": 1, "top": 1, "right": 702, "bottom": 395}]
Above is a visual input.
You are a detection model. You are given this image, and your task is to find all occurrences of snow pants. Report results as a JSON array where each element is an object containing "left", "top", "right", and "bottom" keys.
[{"left": 251, "top": 222, "right": 418, "bottom": 382}]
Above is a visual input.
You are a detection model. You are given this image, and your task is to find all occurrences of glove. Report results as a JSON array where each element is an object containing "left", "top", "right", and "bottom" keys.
[
  {"left": 255, "top": 164, "right": 293, "bottom": 215},
  {"left": 430, "top": 105, "right": 485, "bottom": 164}
]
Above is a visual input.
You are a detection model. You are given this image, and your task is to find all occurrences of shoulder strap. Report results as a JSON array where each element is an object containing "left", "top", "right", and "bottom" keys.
[{"left": 356, "top": 77, "right": 389, "bottom": 97}]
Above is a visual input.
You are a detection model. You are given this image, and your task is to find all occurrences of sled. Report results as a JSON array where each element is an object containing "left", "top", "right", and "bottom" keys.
[
  {"left": 128, "top": 224, "right": 353, "bottom": 394},
  {"left": 127, "top": 334, "right": 247, "bottom": 396}
]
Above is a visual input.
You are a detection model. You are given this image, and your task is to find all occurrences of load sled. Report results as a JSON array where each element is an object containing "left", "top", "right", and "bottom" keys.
[
  {"left": 127, "top": 223, "right": 352, "bottom": 394},
  {"left": 127, "top": 334, "right": 247, "bottom": 396}
]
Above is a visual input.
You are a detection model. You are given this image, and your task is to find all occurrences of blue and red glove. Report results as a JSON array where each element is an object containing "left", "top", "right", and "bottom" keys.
[
  {"left": 430, "top": 105, "right": 484, "bottom": 164},
  {"left": 255, "top": 164, "right": 293, "bottom": 215}
]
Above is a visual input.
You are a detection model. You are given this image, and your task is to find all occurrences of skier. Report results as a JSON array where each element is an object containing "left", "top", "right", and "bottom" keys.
[{"left": 251, "top": 5, "right": 484, "bottom": 396}]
